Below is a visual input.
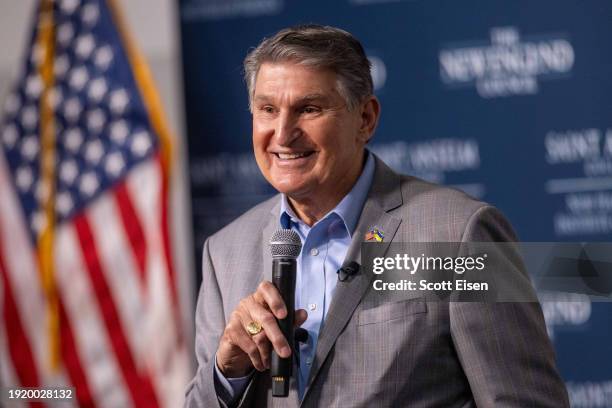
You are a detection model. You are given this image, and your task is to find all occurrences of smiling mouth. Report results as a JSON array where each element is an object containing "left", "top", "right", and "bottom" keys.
[{"left": 273, "top": 151, "right": 315, "bottom": 160}]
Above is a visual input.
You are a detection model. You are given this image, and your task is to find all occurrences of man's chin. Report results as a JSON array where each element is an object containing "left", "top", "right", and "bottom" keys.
[{"left": 272, "top": 182, "right": 315, "bottom": 200}]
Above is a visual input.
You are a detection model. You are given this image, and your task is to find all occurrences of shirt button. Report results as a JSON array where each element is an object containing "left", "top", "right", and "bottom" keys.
[
  {"left": 310, "top": 248, "right": 319, "bottom": 256},
  {"left": 306, "top": 359, "right": 312, "bottom": 366},
  {"left": 308, "top": 303, "right": 317, "bottom": 311}
]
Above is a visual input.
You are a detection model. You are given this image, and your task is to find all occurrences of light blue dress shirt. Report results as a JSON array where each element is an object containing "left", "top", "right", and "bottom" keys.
[{"left": 215, "top": 151, "right": 375, "bottom": 402}]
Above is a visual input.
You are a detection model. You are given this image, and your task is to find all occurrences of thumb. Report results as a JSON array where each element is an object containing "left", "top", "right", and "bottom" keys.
[{"left": 294, "top": 309, "right": 308, "bottom": 327}]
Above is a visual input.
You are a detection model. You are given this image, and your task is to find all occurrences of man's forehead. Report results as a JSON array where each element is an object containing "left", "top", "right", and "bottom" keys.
[
  {"left": 253, "top": 62, "right": 340, "bottom": 100},
  {"left": 253, "top": 93, "right": 330, "bottom": 103},
  {"left": 258, "top": 60, "right": 335, "bottom": 74}
]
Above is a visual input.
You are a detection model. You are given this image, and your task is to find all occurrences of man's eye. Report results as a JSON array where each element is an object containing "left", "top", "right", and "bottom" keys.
[
  {"left": 301, "top": 106, "right": 320, "bottom": 114},
  {"left": 262, "top": 106, "right": 274, "bottom": 113}
]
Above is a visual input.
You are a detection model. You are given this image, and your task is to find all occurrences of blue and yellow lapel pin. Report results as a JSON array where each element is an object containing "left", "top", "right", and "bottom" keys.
[{"left": 365, "top": 228, "right": 384, "bottom": 242}]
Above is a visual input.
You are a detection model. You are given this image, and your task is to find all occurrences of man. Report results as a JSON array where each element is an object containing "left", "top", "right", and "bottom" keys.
[{"left": 185, "top": 25, "right": 569, "bottom": 407}]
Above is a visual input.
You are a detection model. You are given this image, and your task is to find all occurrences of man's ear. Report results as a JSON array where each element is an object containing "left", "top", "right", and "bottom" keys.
[{"left": 359, "top": 95, "right": 381, "bottom": 144}]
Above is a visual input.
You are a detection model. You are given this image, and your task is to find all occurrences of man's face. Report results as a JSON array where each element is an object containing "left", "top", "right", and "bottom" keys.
[{"left": 252, "top": 62, "right": 370, "bottom": 203}]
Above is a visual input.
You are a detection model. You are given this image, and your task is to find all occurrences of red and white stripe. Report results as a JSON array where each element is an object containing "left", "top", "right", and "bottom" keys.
[
  {"left": 125, "top": 160, "right": 189, "bottom": 408},
  {"left": 55, "top": 224, "right": 129, "bottom": 407},
  {"left": 86, "top": 191, "right": 148, "bottom": 367}
]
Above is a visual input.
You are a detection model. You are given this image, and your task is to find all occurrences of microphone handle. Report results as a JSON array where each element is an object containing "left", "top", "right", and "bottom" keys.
[{"left": 270, "top": 257, "right": 296, "bottom": 397}]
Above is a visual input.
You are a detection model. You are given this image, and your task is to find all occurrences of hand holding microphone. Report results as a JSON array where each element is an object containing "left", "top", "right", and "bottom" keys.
[{"left": 216, "top": 229, "right": 304, "bottom": 398}]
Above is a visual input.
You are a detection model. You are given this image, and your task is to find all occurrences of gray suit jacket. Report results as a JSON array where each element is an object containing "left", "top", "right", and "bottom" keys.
[{"left": 185, "top": 156, "right": 569, "bottom": 407}]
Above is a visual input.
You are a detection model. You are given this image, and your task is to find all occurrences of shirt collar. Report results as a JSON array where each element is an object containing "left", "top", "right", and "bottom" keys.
[{"left": 279, "top": 150, "right": 375, "bottom": 237}]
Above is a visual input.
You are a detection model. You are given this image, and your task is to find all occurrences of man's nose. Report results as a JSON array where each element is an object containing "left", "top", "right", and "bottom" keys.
[{"left": 274, "top": 112, "right": 301, "bottom": 146}]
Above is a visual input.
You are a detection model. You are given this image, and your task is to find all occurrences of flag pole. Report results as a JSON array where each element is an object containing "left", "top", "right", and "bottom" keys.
[{"left": 36, "top": 0, "right": 61, "bottom": 371}]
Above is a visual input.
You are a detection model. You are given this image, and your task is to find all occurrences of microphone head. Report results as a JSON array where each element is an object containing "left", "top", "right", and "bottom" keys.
[{"left": 269, "top": 229, "right": 302, "bottom": 258}]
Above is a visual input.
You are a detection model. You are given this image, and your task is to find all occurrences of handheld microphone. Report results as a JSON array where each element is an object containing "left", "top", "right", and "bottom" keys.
[{"left": 269, "top": 229, "right": 302, "bottom": 397}]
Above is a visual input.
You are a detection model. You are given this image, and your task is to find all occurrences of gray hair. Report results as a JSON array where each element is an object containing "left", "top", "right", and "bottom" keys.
[{"left": 243, "top": 24, "right": 373, "bottom": 111}]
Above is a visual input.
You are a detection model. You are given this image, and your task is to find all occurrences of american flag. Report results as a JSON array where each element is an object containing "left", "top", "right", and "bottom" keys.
[{"left": 0, "top": 0, "right": 189, "bottom": 406}]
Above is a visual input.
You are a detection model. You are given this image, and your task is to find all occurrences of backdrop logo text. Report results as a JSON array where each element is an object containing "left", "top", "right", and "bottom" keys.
[{"left": 439, "top": 26, "right": 575, "bottom": 98}]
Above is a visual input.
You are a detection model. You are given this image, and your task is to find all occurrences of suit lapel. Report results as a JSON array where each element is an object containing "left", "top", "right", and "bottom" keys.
[{"left": 302, "top": 157, "right": 403, "bottom": 403}]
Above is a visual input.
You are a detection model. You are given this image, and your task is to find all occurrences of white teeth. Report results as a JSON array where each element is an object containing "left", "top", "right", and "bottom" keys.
[{"left": 277, "top": 152, "right": 307, "bottom": 160}]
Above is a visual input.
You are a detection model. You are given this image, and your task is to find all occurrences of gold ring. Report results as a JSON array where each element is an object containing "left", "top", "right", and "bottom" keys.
[{"left": 246, "top": 321, "right": 263, "bottom": 336}]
